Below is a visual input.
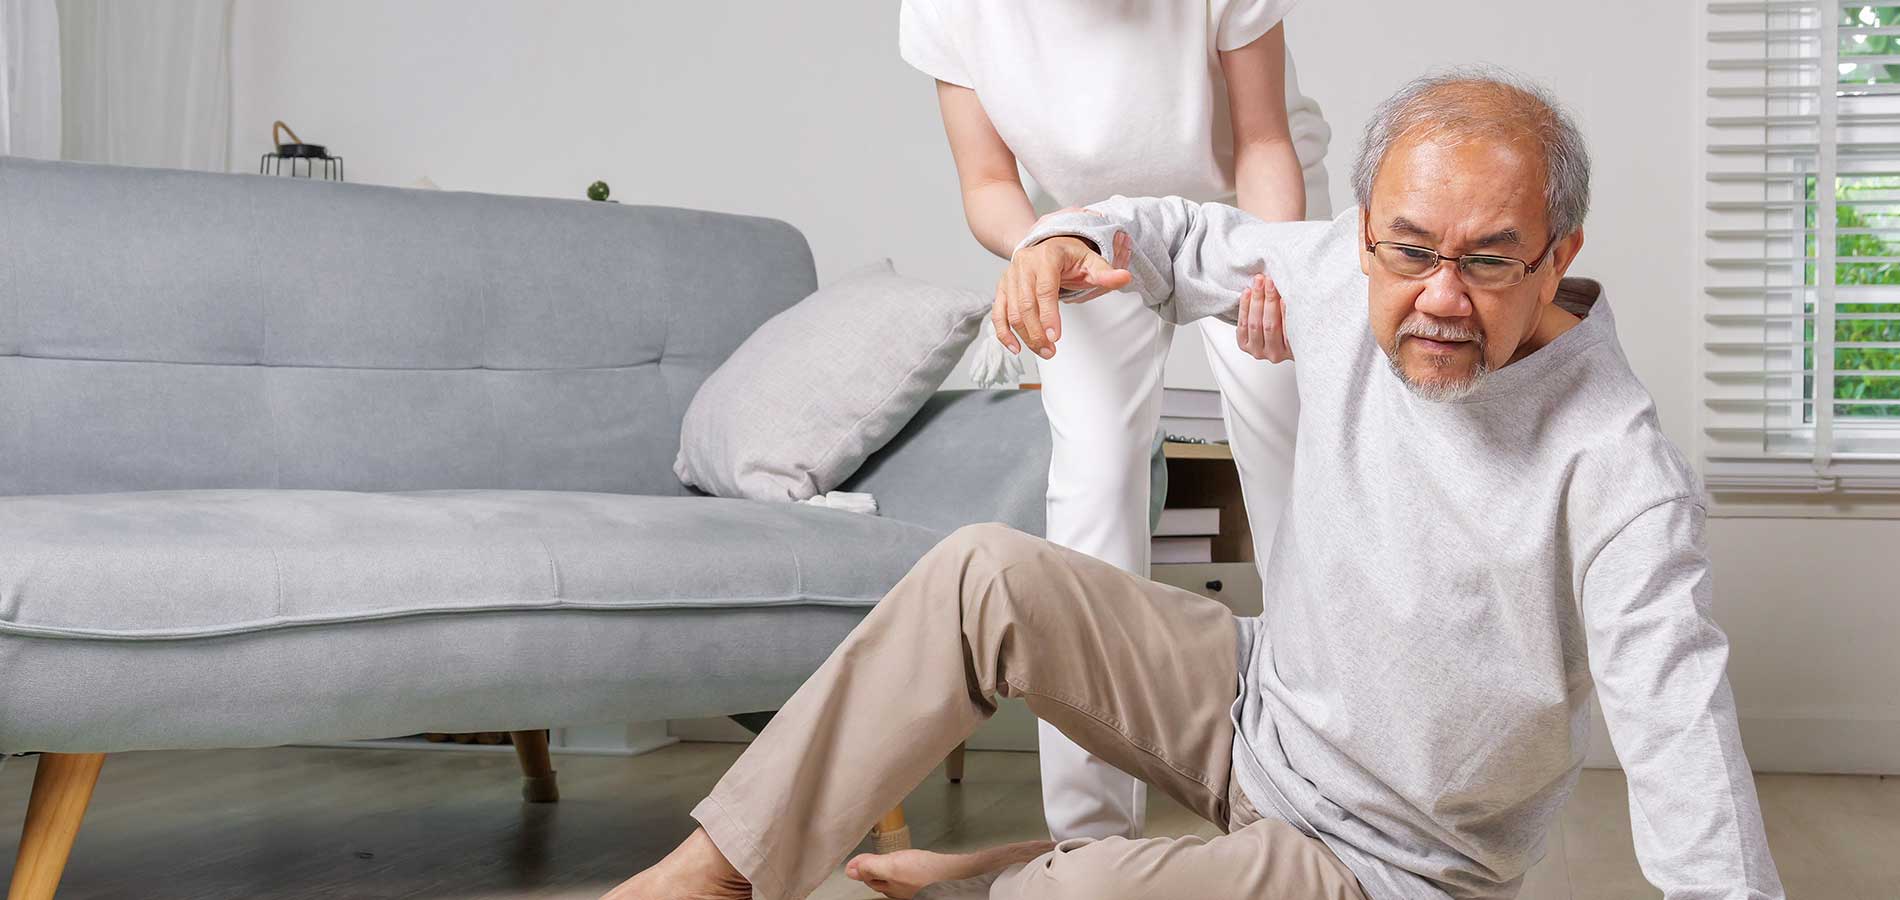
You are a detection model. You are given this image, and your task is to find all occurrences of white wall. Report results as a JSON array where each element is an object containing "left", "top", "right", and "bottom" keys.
[
  {"left": 229, "top": 0, "right": 1900, "bottom": 773},
  {"left": 229, "top": 0, "right": 1009, "bottom": 381}
]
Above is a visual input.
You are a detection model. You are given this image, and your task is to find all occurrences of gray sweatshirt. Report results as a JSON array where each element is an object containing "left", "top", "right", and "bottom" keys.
[{"left": 1023, "top": 200, "right": 1784, "bottom": 900}]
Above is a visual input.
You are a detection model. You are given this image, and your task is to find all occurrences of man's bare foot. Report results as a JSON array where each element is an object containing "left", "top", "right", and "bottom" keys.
[
  {"left": 845, "top": 841, "right": 1055, "bottom": 899},
  {"left": 602, "top": 827, "right": 751, "bottom": 900}
]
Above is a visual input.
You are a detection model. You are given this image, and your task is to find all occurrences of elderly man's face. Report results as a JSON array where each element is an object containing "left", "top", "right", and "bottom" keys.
[{"left": 1359, "top": 135, "right": 1583, "bottom": 399}]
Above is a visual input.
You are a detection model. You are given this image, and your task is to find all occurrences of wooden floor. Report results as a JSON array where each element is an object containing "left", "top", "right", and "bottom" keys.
[{"left": 0, "top": 743, "right": 1893, "bottom": 899}]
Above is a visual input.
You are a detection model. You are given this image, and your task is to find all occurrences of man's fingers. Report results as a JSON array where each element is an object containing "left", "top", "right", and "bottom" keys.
[
  {"left": 1104, "top": 231, "right": 1134, "bottom": 291},
  {"left": 991, "top": 284, "right": 1018, "bottom": 353},
  {"left": 1066, "top": 260, "right": 1124, "bottom": 303},
  {"left": 1079, "top": 252, "right": 1133, "bottom": 293},
  {"left": 1059, "top": 231, "right": 1136, "bottom": 304},
  {"left": 1006, "top": 265, "right": 1039, "bottom": 357},
  {"left": 1013, "top": 264, "right": 1051, "bottom": 358},
  {"left": 1088, "top": 266, "right": 1134, "bottom": 292},
  {"left": 1019, "top": 265, "right": 1047, "bottom": 358},
  {"left": 1034, "top": 259, "right": 1063, "bottom": 351}
]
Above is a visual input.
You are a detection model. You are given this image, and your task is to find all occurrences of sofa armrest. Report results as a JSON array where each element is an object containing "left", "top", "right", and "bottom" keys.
[{"left": 840, "top": 390, "right": 1051, "bottom": 536}]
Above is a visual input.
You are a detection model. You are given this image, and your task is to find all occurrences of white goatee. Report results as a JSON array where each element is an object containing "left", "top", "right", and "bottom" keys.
[{"left": 1386, "top": 319, "right": 1490, "bottom": 401}]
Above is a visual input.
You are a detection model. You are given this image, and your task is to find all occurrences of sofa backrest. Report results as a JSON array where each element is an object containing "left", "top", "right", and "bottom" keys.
[{"left": 0, "top": 158, "right": 817, "bottom": 497}]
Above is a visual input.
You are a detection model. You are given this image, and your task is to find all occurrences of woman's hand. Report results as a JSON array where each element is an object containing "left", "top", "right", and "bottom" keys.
[
  {"left": 1236, "top": 272, "right": 1293, "bottom": 362},
  {"left": 991, "top": 231, "right": 1132, "bottom": 359}
]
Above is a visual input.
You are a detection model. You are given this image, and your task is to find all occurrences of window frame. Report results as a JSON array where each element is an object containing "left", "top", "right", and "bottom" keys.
[{"left": 1699, "top": 0, "right": 1900, "bottom": 500}]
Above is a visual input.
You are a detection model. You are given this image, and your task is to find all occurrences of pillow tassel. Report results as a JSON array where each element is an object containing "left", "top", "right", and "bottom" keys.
[{"left": 969, "top": 336, "right": 1025, "bottom": 389}]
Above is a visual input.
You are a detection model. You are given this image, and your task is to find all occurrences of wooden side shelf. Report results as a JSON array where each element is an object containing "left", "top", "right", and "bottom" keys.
[
  {"left": 1155, "top": 442, "right": 1263, "bottom": 615},
  {"left": 1160, "top": 442, "right": 1252, "bottom": 564},
  {"left": 1161, "top": 441, "right": 1234, "bottom": 461}
]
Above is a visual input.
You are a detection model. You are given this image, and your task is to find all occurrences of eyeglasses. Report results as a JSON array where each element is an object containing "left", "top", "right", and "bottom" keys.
[{"left": 1363, "top": 222, "right": 1558, "bottom": 289}]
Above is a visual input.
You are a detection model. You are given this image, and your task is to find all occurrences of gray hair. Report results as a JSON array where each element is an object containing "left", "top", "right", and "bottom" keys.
[{"left": 1349, "top": 67, "right": 1591, "bottom": 242}]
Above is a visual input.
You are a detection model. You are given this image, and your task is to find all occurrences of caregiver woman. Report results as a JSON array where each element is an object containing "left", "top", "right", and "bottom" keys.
[{"left": 899, "top": 0, "right": 1332, "bottom": 843}]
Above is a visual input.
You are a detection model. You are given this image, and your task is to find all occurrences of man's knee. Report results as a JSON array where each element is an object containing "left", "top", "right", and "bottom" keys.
[
  {"left": 934, "top": 522, "right": 1051, "bottom": 571},
  {"left": 930, "top": 523, "right": 1063, "bottom": 613}
]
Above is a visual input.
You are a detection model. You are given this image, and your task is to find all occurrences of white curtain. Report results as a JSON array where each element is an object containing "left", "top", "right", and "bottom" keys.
[
  {"left": 58, "top": 0, "right": 232, "bottom": 171},
  {"left": 0, "top": 0, "right": 62, "bottom": 158}
]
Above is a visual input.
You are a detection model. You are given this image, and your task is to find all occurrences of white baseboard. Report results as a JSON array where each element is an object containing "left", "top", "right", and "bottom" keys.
[
  {"left": 1731, "top": 715, "right": 1900, "bottom": 775},
  {"left": 1577, "top": 713, "right": 1898, "bottom": 775},
  {"left": 555, "top": 721, "right": 679, "bottom": 756},
  {"left": 665, "top": 716, "right": 755, "bottom": 743},
  {"left": 300, "top": 721, "right": 679, "bottom": 758}
]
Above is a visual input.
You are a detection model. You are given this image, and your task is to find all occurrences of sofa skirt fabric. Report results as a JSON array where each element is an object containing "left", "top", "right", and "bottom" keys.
[{"left": 0, "top": 602, "right": 875, "bottom": 754}]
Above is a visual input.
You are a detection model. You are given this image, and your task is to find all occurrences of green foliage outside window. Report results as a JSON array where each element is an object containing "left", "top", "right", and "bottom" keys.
[{"left": 1802, "top": 186, "right": 1900, "bottom": 419}]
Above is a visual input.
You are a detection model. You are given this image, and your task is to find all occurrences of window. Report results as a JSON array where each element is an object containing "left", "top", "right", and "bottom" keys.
[{"left": 1702, "top": 0, "right": 1900, "bottom": 494}]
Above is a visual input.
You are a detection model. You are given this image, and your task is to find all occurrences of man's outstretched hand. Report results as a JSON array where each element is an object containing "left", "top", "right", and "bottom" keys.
[
  {"left": 1236, "top": 272, "right": 1293, "bottom": 362},
  {"left": 991, "top": 228, "right": 1133, "bottom": 359}
]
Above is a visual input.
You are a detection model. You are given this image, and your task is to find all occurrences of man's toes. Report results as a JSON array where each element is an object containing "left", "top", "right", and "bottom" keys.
[{"left": 846, "top": 852, "right": 887, "bottom": 882}]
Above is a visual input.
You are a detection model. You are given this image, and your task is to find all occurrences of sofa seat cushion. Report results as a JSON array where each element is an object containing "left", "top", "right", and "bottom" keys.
[{"left": 0, "top": 489, "right": 943, "bottom": 641}]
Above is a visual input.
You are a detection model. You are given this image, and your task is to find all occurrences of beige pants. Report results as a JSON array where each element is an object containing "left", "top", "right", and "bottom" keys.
[{"left": 693, "top": 523, "right": 1366, "bottom": 900}]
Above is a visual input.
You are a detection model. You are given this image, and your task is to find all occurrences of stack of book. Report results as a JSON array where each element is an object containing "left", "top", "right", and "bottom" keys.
[
  {"left": 1160, "top": 387, "right": 1226, "bottom": 444},
  {"left": 1152, "top": 506, "right": 1220, "bottom": 565}
]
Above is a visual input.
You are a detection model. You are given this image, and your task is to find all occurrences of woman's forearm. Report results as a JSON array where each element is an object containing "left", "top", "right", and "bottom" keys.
[
  {"left": 961, "top": 177, "right": 1042, "bottom": 259},
  {"left": 931, "top": 80, "right": 1041, "bottom": 259},
  {"left": 1233, "top": 137, "right": 1306, "bottom": 223},
  {"left": 1220, "top": 22, "right": 1305, "bottom": 224}
]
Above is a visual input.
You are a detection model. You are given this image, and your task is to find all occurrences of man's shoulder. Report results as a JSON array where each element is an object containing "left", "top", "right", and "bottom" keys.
[
  {"left": 1262, "top": 209, "right": 1369, "bottom": 351},
  {"left": 1234, "top": 207, "right": 1359, "bottom": 258},
  {"left": 1546, "top": 308, "right": 1706, "bottom": 538},
  {"left": 1251, "top": 209, "right": 1365, "bottom": 298}
]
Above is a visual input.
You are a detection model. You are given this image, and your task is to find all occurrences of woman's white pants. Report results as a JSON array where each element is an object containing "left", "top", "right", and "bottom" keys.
[
  {"left": 1030, "top": 163, "right": 1331, "bottom": 838},
  {"left": 1032, "top": 296, "right": 1301, "bottom": 840}
]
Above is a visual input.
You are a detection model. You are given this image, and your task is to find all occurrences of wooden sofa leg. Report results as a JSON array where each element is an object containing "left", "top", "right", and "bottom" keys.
[
  {"left": 871, "top": 805, "right": 911, "bottom": 853},
  {"left": 946, "top": 742, "right": 966, "bottom": 784},
  {"left": 510, "top": 731, "right": 560, "bottom": 804},
  {"left": 9, "top": 753, "right": 105, "bottom": 900}
]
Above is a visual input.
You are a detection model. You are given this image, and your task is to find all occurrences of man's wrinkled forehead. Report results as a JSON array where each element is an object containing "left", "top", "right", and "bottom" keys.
[
  {"left": 1383, "top": 216, "right": 1526, "bottom": 251},
  {"left": 1370, "top": 135, "right": 1550, "bottom": 247}
]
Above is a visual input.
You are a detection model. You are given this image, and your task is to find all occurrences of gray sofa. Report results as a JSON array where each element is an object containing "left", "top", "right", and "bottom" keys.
[{"left": 0, "top": 158, "right": 1051, "bottom": 895}]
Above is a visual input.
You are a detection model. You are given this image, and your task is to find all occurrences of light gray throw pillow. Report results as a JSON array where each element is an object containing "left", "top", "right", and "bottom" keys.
[{"left": 674, "top": 259, "right": 992, "bottom": 501}]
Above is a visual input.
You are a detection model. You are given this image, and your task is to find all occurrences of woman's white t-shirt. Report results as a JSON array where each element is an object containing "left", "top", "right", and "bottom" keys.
[{"left": 898, "top": 0, "right": 1330, "bottom": 208}]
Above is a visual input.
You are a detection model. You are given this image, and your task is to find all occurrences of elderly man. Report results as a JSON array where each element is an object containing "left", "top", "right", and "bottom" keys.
[{"left": 609, "top": 72, "right": 1784, "bottom": 900}]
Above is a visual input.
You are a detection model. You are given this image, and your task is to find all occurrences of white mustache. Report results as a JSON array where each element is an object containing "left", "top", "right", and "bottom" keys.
[{"left": 1398, "top": 318, "right": 1484, "bottom": 345}]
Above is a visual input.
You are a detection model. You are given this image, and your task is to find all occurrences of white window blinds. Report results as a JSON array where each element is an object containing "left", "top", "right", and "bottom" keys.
[{"left": 1703, "top": 0, "right": 1900, "bottom": 494}]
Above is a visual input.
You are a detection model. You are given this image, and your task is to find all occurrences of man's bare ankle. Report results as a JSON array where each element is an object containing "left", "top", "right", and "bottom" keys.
[
  {"left": 677, "top": 828, "right": 749, "bottom": 886},
  {"left": 603, "top": 829, "right": 749, "bottom": 900}
]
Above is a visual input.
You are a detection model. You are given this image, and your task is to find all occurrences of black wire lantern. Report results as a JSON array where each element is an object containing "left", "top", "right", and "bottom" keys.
[{"left": 259, "top": 121, "right": 344, "bottom": 181}]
